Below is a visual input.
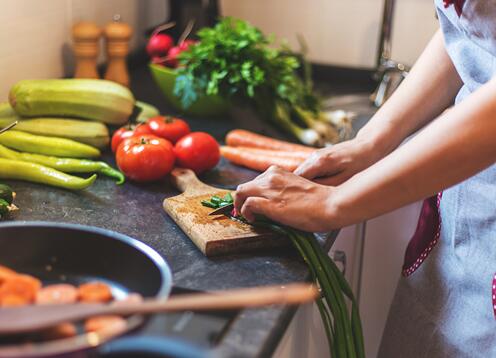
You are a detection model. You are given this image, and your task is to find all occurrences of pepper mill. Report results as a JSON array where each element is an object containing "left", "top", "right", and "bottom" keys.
[
  {"left": 104, "top": 15, "right": 133, "bottom": 87},
  {"left": 72, "top": 22, "right": 102, "bottom": 79}
]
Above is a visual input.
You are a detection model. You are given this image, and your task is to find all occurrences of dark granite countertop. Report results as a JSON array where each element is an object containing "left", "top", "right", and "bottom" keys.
[{"left": 2, "top": 64, "right": 375, "bottom": 357}]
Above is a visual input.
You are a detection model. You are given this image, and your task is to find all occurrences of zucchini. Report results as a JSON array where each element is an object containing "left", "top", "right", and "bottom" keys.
[
  {"left": 9, "top": 79, "right": 135, "bottom": 125},
  {"left": 0, "top": 117, "right": 109, "bottom": 149},
  {"left": 0, "top": 102, "right": 15, "bottom": 117},
  {"left": 0, "top": 183, "right": 13, "bottom": 205},
  {"left": 136, "top": 100, "right": 160, "bottom": 123}
]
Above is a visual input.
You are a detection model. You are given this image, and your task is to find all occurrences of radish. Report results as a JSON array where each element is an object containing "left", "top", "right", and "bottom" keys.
[
  {"left": 165, "top": 40, "right": 197, "bottom": 68},
  {"left": 146, "top": 33, "right": 174, "bottom": 58}
]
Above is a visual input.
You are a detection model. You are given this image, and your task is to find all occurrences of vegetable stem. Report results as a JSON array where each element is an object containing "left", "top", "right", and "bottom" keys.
[{"left": 201, "top": 195, "right": 365, "bottom": 358}]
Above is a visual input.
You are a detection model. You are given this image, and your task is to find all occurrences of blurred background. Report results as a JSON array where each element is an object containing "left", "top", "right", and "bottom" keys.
[{"left": 0, "top": 0, "right": 437, "bottom": 98}]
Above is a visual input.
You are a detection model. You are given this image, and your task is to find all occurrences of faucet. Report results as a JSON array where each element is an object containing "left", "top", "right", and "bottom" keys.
[{"left": 370, "top": 0, "right": 409, "bottom": 107}]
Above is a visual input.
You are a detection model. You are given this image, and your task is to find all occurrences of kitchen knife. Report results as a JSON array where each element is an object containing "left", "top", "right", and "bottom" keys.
[{"left": 208, "top": 203, "right": 234, "bottom": 216}]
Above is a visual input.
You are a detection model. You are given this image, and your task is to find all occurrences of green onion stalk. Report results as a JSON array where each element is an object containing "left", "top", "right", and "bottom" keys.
[{"left": 202, "top": 194, "right": 364, "bottom": 358}]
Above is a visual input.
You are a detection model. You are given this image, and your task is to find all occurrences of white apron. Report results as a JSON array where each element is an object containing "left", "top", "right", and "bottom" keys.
[{"left": 379, "top": 1, "right": 496, "bottom": 356}]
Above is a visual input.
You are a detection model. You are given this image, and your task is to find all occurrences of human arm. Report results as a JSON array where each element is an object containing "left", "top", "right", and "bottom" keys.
[
  {"left": 295, "top": 30, "right": 463, "bottom": 186},
  {"left": 235, "top": 76, "right": 496, "bottom": 231}
]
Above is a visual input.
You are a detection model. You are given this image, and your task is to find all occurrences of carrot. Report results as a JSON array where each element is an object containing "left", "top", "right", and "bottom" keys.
[
  {"left": 228, "top": 146, "right": 311, "bottom": 160},
  {"left": 0, "top": 294, "right": 29, "bottom": 307},
  {"left": 113, "top": 293, "right": 143, "bottom": 306},
  {"left": 36, "top": 284, "right": 78, "bottom": 305},
  {"left": 0, "top": 274, "right": 42, "bottom": 306},
  {"left": 41, "top": 323, "right": 78, "bottom": 340},
  {"left": 226, "top": 129, "right": 316, "bottom": 153},
  {"left": 78, "top": 282, "right": 113, "bottom": 303},
  {"left": 0, "top": 265, "right": 17, "bottom": 285},
  {"left": 221, "top": 146, "right": 304, "bottom": 172},
  {"left": 84, "top": 315, "right": 127, "bottom": 334}
]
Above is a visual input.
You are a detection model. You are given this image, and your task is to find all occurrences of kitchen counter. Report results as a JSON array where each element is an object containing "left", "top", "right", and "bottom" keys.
[{"left": 2, "top": 63, "right": 375, "bottom": 357}]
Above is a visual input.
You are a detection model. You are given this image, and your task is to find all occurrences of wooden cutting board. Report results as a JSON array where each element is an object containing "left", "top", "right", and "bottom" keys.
[{"left": 163, "top": 168, "right": 287, "bottom": 256}]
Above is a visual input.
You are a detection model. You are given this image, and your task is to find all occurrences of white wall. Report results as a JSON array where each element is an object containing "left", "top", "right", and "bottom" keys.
[
  {"left": 0, "top": 0, "right": 167, "bottom": 99},
  {"left": 220, "top": 0, "right": 439, "bottom": 68}
]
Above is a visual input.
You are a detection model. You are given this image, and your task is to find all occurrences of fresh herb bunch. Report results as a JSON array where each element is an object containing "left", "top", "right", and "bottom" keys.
[
  {"left": 202, "top": 194, "right": 365, "bottom": 358},
  {"left": 174, "top": 18, "right": 341, "bottom": 147}
]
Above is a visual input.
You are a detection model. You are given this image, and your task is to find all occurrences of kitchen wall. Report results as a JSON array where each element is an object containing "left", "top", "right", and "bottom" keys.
[
  {"left": 220, "top": 0, "right": 439, "bottom": 68},
  {"left": 0, "top": 0, "right": 167, "bottom": 99}
]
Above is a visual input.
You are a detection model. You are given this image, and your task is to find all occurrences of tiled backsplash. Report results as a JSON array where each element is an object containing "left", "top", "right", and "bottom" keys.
[{"left": 0, "top": 0, "right": 167, "bottom": 99}]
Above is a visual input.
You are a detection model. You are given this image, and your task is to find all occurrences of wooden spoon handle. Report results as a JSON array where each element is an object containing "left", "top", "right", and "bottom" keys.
[{"left": 111, "top": 283, "right": 318, "bottom": 315}]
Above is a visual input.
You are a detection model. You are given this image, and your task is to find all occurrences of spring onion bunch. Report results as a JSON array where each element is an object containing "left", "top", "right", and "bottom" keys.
[
  {"left": 202, "top": 194, "right": 364, "bottom": 358},
  {"left": 174, "top": 17, "right": 344, "bottom": 147}
]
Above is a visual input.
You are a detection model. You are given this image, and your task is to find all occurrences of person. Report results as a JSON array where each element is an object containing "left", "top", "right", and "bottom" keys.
[{"left": 234, "top": 0, "right": 496, "bottom": 356}]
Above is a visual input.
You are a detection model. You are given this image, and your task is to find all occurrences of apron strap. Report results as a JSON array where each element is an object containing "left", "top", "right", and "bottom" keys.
[{"left": 402, "top": 192, "right": 443, "bottom": 277}]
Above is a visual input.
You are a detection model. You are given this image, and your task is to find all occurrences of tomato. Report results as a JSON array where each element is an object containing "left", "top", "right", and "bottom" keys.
[
  {"left": 111, "top": 124, "right": 152, "bottom": 152},
  {"left": 174, "top": 132, "right": 220, "bottom": 174},
  {"left": 133, "top": 123, "right": 153, "bottom": 136},
  {"left": 116, "top": 135, "right": 175, "bottom": 182},
  {"left": 147, "top": 116, "right": 190, "bottom": 143}
]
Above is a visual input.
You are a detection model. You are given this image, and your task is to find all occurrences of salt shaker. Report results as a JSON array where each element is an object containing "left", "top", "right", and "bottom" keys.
[
  {"left": 104, "top": 15, "right": 133, "bottom": 87},
  {"left": 72, "top": 22, "right": 102, "bottom": 79}
]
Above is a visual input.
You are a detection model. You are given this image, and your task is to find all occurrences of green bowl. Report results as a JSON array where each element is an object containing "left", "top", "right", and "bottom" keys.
[{"left": 149, "top": 64, "right": 229, "bottom": 117}]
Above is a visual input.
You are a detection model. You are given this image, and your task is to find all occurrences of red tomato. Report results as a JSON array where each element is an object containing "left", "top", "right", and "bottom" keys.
[
  {"left": 116, "top": 135, "right": 175, "bottom": 182},
  {"left": 147, "top": 116, "right": 190, "bottom": 143},
  {"left": 111, "top": 126, "right": 134, "bottom": 153},
  {"left": 174, "top": 132, "right": 220, "bottom": 174},
  {"left": 133, "top": 123, "right": 153, "bottom": 136},
  {"left": 146, "top": 33, "right": 174, "bottom": 58},
  {"left": 111, "top": 124, "right": 152, "bottom": 152}
]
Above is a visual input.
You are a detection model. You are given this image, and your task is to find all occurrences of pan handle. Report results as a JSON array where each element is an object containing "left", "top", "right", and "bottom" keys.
[{"left": 98, "top": 336, "right": 208, "bottom": 358}]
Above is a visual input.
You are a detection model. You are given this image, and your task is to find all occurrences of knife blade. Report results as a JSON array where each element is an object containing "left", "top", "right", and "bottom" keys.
[{"left": 209, "top": 203, "right": 234, "bottom": 216}]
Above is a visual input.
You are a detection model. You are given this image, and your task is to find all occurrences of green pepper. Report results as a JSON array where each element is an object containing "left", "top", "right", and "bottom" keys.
[
  {"left": 0, "top": 198, "right": 9, "bottom": 218},
  {"left": 0, "top": 130, "right": 100, "bottom": 159},
  {"left": 0, "top": 183, "right": 14, "bottom": 204},
  {"left": 0, "top": 144, "right": 124, "bottom": 184},
  {"left": 0, "top": 158, "right": 96, "bottom": 190}
]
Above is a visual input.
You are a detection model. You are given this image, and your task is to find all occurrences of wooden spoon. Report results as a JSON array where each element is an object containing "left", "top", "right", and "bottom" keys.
[{"left": 0, "top": 283, "right": 317, "bottom": 335}]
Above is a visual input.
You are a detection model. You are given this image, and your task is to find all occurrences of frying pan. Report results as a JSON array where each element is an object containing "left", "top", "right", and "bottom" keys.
[{"left": 0, "top": 222, "right": 205, "bottom": 358}]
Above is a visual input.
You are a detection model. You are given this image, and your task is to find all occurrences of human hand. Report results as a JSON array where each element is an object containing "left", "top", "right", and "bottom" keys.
[
  {"left": 294, "top": 138, "right": 383, "bottom": 186},
  {"left": 234, "top": 166, "right": 338, "bottom": 232}
]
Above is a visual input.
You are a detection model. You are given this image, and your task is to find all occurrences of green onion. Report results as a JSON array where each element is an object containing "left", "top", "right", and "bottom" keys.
[{"left": 201, "top": 195, "right": 365, "bottom": 357}]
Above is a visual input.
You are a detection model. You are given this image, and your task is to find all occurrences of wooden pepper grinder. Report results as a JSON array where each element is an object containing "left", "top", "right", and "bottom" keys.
[
  {"left": 72, "top": 22, "right": 102, "bottom": 79},
  {"left": 104, "top": 15, "right": 133, "bottom": 87}
]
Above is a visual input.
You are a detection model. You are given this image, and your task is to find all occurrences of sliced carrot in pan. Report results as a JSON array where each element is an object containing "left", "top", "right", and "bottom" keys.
[
  {"left": 78, "top": 282, "right": 113, "bottom": 303},
  {"left": 0, "top": 294, "right": 29, "bottom": 307},
  {"left": 0, "top": 265, "right": 17, "bottom": 285},
  {"left": 0, "top": 274, "right": 41, "bottom": 306},
  {"left": 36, "top": 284, "right": 78, "bottom": 305},
  {"left": 41, "top": 323, "right": 78, "bottom": 340},
  {"left": 113, "top": 293, "right": 143, "bottom": 306},
  {"left": 84, "top": 315, "right": 127, "bottom": 334}
]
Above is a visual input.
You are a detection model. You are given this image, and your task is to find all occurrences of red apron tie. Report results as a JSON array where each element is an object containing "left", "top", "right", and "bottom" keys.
[{"left": 402, "top": 193, "right": 443, "bottom": 277}]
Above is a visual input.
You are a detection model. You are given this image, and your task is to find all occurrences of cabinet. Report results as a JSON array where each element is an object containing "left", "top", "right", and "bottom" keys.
[{"left": 274, "top": 202, "right": 421, "bottom": 358}]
